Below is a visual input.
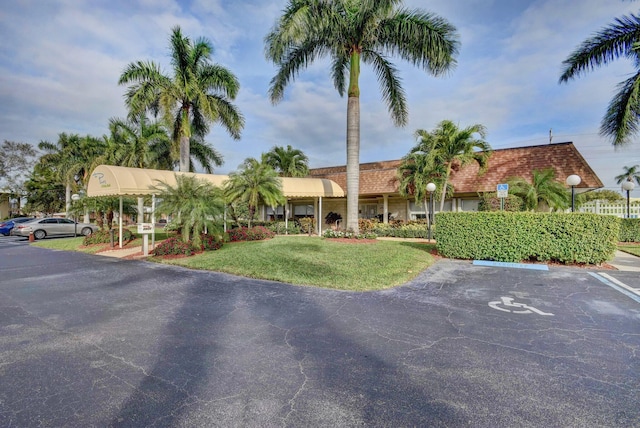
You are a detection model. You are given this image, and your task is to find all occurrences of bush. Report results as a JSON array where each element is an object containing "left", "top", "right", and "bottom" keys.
[
  {"left": 435, "top": 212, "right": 620, "bottom": 264},
  {"left": 298, "top": 217, "right": 316, "bottom": 234},
  {"left": 619, "top": 218, "right": 640, "bottom": 242},
  {"left": 322, "top": 229, "right": 377, "bottom": 239},
  {"left": 325, "top": 211, "right": 342, "bottom": 225},
  {"left": 83, "top": 228, "right": 136, "bottom": 246},
  {"left": 152, "top": 236, "right": 200, "bottom": 256},
  {"left": 371, "top": 222, "right": 432, "bottom": 239},
  {"left": 478, "top": 192, "right": 523, "bottom": 212},
  {"left": 200, "top": 233, "right": 224, "bottom": 251},
  {"left": 226, "top": 226, "right": 276, "bottom": 242},
  {"left": 358, "top": 218, "right": 379, "bottom": 232}
]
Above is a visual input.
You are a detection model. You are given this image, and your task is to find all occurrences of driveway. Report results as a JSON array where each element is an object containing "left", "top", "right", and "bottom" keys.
[{"left": 0, "top": 244, "right": 638, "bottom": 427}]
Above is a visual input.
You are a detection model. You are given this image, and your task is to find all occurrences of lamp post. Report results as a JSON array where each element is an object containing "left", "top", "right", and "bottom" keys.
[
  {"left": 71, "top": 193, "right": 81, "bottom": 237},
  {"left": 426, "top": 182, "right": 436, "bottom": 241},
  {"left": 566, "top": 174, "right": 581, "bottom": 212},
  {"left": 622, "top": 181, "right": 635, "bottom": 218}
]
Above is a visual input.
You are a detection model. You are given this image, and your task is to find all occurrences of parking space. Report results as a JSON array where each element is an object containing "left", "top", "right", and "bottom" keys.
[{"left": 0, "top": 248, "right": 638, "bottom": 426}]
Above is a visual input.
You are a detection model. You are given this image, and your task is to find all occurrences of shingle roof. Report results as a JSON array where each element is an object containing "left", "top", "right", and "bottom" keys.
[{"left": 309, "top": 142, "right": 603, "bottom": 196}]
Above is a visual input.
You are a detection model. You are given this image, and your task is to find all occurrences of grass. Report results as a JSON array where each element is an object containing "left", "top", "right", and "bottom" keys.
[
  {"left": 618, "top": 243, "right": 640, "bottom": 257},
  {"left": 155, "top": 236, "right": 436, "bottom": 291}
]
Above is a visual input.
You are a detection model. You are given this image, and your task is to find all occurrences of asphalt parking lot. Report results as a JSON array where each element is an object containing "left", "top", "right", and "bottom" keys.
[{"left": 0, "top": 243, "right": 639, "bottom": 427}]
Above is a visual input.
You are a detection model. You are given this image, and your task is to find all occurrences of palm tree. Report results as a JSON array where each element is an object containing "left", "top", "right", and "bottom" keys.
[
  {"left": 152, "top": 174, "right": 225, "bottom": 246},
  {"left": 264, "top": 145, "right": 309, "bottom": 177},
  {"left": 396, "top": 152, "right": 446, "bottom": 223},
  {"left": 507, "top": 168, "right": 570, "bottom": 212},
  {"left": 413, "top": 120, "right": 491, "bottom": 212},
  {"left": 107, "top": 116, "right": 171, "bottom": 169},
  {"left": 615, "top": 164, "right": 640, "bottom": 185},
  {"left": 559, "top": 13, "right": 640, "bottom": 146},
  {"left": 119, "top": 26, "right": 244, "bottom": 172},
  {"left": 224, "top": 158, "right": 286, "bottom": 227},
  {"left": 266, "top": 0, "right": 459, "bottom": 232},
  {"left": 38, "top": 133, "right": 106, "bottom": 217}
]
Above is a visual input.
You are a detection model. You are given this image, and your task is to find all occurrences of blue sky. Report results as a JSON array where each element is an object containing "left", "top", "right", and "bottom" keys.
[{"left": 1, "top": 0, "right": 639, "bottom": 192}]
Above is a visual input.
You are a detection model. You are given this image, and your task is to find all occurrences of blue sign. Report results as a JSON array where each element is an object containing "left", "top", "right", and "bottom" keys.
[{"left": 497, "top": 184, "right": 509, "bottom": 191}]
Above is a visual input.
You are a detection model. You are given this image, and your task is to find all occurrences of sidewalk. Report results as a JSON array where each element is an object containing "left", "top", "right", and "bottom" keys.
[
  {"left": 608, "top": 250, "right": 640, "bottom": 272},
  {"left": 96, "top": 245, "right": 146, "bottom": 259}
]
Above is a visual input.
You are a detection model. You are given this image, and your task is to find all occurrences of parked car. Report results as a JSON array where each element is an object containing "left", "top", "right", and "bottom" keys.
[
  {"left": 0, "top": 217, "right": 35, "bottom": 236},
  {"left": 12, "top": 217, "right": 99, "bottom": 239}
]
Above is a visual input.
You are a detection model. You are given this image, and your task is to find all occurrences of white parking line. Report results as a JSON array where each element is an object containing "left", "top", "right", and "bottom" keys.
[{"left": 589, "top": 272, "right": 640, "bottom": 304}]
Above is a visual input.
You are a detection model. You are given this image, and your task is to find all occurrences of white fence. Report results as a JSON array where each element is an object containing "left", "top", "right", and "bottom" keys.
[{"left": 579, "top": 199, "right": 640, "bottom": 218}]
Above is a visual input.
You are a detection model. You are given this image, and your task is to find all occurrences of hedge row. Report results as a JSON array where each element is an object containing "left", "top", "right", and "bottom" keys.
[
  {"left": 370, "top": 222, "right": 432, "bottom": 239},
  {"left": 435, "top": 212, "right": 619, "bottom": 264},
  {"left": 619, "top": 218, "right": 640, "bottom": 242}
]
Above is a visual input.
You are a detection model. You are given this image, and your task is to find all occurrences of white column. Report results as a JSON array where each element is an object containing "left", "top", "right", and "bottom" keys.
[
  {"left": 119, "top": 196, "right": 123, "bottom": 249},
  {"left": 284, "top": 199, "right": 289, "bottom": 234},
  {"left": 383, "top": 195, "right": 389, "bottom": 223},
  {"left": 318, "top": 197, "right": 323, "bottom": 235},
  {"left": 151, "top": 194, "right": 156, "bottom": 249}
]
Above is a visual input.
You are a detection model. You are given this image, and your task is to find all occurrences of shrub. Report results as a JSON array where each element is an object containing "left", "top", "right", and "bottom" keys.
[
  {"left": 298, "top": 217, "right": 316, "bottom": 234},
  {"left": 226, "top": 226, "right": 276, "bottom": 242},
  {"left": 478, "top": 192, "right": 523, "bottom": 212},
  {"left": 152, "top": 236, "right": 200, "bottom": 256},
  {"left": 322, "top": 229, "right": 377, "bottom": 239},
  {"left": 619, "top": 218, "right": 640, "bottom": 242},
  {"left": 435, "top": 212, "right": 620, "bottom": 264},
  {"left": 358, "top": 218, "right": 379, "bottom": 232},
  {"left": 200, "top": 233, "right": 224, "bottom": 251},
  {"left": 371, "top": 222, "right": 432, "bottom": 238},
  {"left": 324, "top": 211, "right": 342, "bottom": 225},
  {"left": 83, "top": 228, "right": 136, "bottom": 246}
]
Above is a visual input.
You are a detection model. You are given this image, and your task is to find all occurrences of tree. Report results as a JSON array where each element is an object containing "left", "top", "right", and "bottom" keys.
[
  {"left": 119, "top": 26, "right": 244, "bottom": 172},
  {"left": 38, "top": 133, "right": 106, "bottom": 217},
  {"left": 413, "top": 120, "right": 491, "bottom": 212},
  {"left": 577, "top": 189, "right": 624, "bottom": 205},
  {"left": 266, "top": 0, "right": 459, "bottom": 232},
  {"left": 224, "top": 158, "right": 286, "bottom": 227},
  {"left": 396, "top": 152, "right": 445, "bottom": 222},
  {"left": 107, "top": 116, "right": 171, "bottom": 169},
  {"left": 264, "top": 145, "right": 309, "bottom": 177},
  {"left": 615, "top": 164, "right": 640, "bottom": 185},
  {"left": 23, "top": 163, "right": 65, "bottom": 215},
  {"left": 0, "top": 140, "right": 38, "bottom": 213},
  {"left": 152, "top": 174, "right": 225, "bottom": 246},
  {"left": 507, "top": 168, "right": 570, "bottom": 212},
  {"left": 560, "top": 13, "right": 640, "bottom": 146}
]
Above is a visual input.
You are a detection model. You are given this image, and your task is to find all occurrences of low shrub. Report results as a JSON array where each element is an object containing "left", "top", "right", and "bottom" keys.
[
  {"left": 619, "top": 218, "right": 640, "bottom": 242},
  {"left": 358, "top": 218, "right": 379, "bottom": 233},
  {"left": 152, "top": 236, "right": 200, "bottom": 256},
  {"left": 200, "top": 233, "right": 224, "bottom": 251},
  {"left": 227, "top": 226, "right": 276, "bottom": 242},
  {"left": 83, "top": 228, "right": 136, "bottom": 246},
  {"left": 298, "top": 217, "right": 316, "bottom": 234},
  {"left": 322, "top": 229, "right": 377, "bottom": 239},
  {"left": 478, "top": 192, "right": 524, "bottom": 212},
  {"left": 371, "top": 222, "right": 432, "bottom": 238}
]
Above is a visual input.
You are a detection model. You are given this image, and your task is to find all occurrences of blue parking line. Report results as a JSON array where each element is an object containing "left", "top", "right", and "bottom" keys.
[
  {"left": 588, "top": 272, "right": 640, "bottom": 304},
  {"left": 473, "top": 260, "right": 549, "bottom": 271}
]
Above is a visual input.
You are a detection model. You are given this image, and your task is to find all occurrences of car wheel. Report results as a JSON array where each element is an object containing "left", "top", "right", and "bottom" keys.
[
  {"left": 81, "top": 227, "right": 93, "bottom": 236},
  {"left": 34, "top": 230, "right": 46, "bottom": 240}
]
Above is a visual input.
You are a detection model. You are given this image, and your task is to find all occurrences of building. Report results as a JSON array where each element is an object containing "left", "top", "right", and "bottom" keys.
[{"left": 308, "top": 142, "right": 603, "bottom": 222}]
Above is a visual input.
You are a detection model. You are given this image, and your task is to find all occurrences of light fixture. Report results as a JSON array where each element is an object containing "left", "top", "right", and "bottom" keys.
[
  {"left": 622, "top": 181, "right": 635, "bottom": 219},
  {"left": 566, "top": 175, "right": 581, "bottom": 212},
  {"left": 426, "top": 182, "right": 436, "bottom": 240}
]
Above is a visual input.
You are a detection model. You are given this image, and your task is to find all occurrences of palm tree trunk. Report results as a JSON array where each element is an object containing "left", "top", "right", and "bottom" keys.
[
  {"left": 346, "top": 50, "right": 361, "bottom": 234},
  {"left": 346, "top": 96, "right": 360, "bottom": 233},
  {"left": 65, "top": 183, "right": 71, "bottom": 218},
  {"left": 439, "top": 164, "right": 452, "bottom": 212},
  {"left": 179, "top": 135, "right": 190, "bottom": 172}
]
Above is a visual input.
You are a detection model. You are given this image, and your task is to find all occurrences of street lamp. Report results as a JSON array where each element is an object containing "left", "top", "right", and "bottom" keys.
[
  {"left": 426, "top": 182, "right": 436, "bottom": 241},
  {"left": 71, "top": 193, "right": 81, "bottom": 237},
  {"left": 566, "top": 174, "right": 581, "bottom": 212},
  {"left": 622, "top": 181, "right": 635, "bottom": 218}
]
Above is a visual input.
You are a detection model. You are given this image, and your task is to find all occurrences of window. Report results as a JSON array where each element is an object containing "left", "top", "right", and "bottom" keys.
[{"left": 359, "top": 204, "right": 377, "bottom": 219}]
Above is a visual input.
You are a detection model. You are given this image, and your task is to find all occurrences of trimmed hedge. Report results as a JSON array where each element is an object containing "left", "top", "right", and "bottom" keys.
[
  {"left": 83, "top": 228, "right": 136, "bottom": 245},
  {"left": 371, "top": 221, "right": 432, "bottom": 239},
  {"left": 226, "top": 226, "right": 275, "bottom": 242},
  {"left": 619, "top": 218, "right": 640, "bottom": 242},
  {"left": 435, "top": 212, "right": 619, "bottom": 264}
]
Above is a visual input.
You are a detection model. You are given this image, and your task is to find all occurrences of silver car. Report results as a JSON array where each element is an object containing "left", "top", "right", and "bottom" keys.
[{"left": 12, "top": 217, "right": 99, "bottom": 239}]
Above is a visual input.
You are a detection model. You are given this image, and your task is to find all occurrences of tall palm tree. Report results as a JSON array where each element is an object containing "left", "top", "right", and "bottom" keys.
[
  {"left": 615, "top": 164, "right": 640, "bottom": 185},
  {"left": 507, "top": 168, "right": 570, "bottom": 212},
  {"left": 119, "top": 26, "right": 244, "bottom": 172},
  {"left": 266, "top": 0, "right": 459, "bottom": 232},
  {"left": 264, "top": 145, "right": 309, "bottom": 177},
  {"left": 152, "top": 174, "right": 225, "bottom": 246},
  {"left": 224, "top": 158, "right": 286, "bottom": 227},
  {"left": 560, "top": 13, "right": 640, "bottom": 146},
  {"left": 413, "top": 120, "right": 491, "bottom": 212}
]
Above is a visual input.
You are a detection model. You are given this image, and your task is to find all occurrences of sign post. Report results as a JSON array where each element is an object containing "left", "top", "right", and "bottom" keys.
[
  {"left": 497, "top": 184, "right": 509, "bottom": 211},
  {"left": 137, "top": 223, "right": 153, "bottom": 256}
]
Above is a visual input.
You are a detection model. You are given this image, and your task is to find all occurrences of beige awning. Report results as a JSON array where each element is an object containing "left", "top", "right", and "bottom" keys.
[{"left": 87, "top": 165, "right": 344, "bottom": 198}]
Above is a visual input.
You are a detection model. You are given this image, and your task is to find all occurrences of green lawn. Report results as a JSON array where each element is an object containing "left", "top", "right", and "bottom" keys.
[
  {"left": 30, "top": 235, "right": 436, "bottom": 291},
  {"left": 155, "top": 236, "right": 435, "bottom": 291},
  {"left": 618, "top": 243, "right": 640, "bottom": 257}
]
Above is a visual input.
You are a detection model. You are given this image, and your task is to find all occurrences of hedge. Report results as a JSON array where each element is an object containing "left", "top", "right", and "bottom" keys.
[
  {"left": 619, "top": 218, "right": 640, "bottom": 242},
  {"left": 435, "top": 212, "right": 619, "bottom": 264}
]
